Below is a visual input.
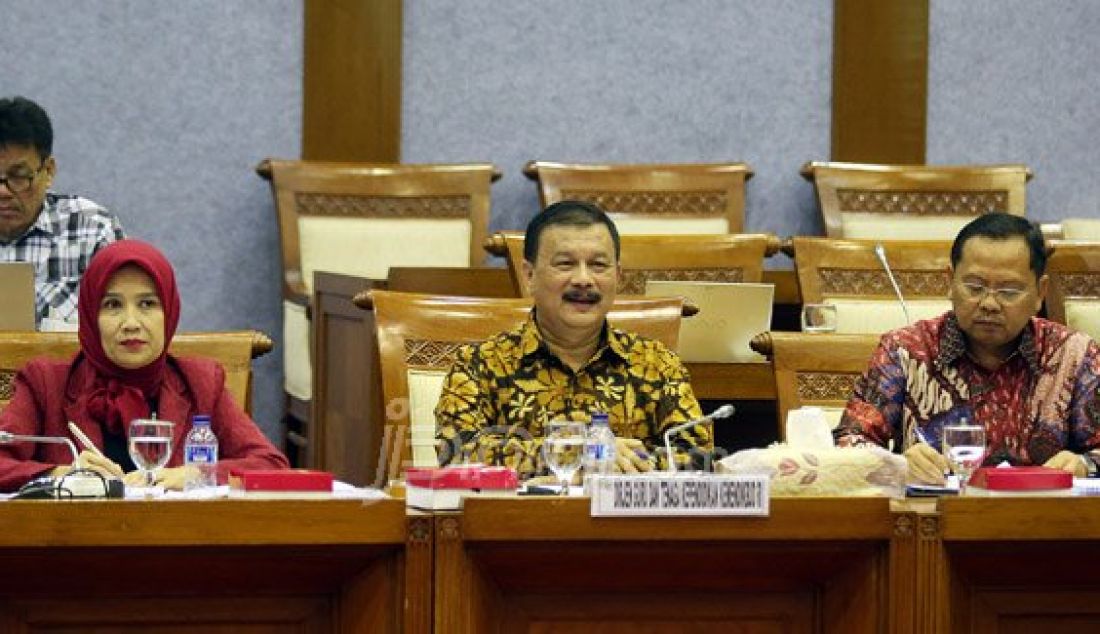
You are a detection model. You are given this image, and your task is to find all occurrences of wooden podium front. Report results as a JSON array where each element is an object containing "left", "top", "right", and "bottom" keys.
[
  {"left": 0, "top": 498, "right": 425, "bottom": 633},
  {"left": 434, "top": 497, "right": 896, "bottom": 633}
]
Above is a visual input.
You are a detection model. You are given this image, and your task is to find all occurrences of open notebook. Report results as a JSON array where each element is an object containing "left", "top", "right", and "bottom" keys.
[
  {"left": 0, "top": 262, "right": 35, "bottom": 331},
  {"left": 644, "top": 280, "right": 774, "bottom": 363}
]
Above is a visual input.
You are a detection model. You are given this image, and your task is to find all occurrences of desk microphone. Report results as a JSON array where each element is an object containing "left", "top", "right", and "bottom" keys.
[
  {"left": 663, "top": 404, "right": 735, "bottom": 473},
  {"left": 0, "top": 431, "right": 122, "bottom": 498},
  {"left": 874, "top": 243, "right": 912, "bottom": 325}
]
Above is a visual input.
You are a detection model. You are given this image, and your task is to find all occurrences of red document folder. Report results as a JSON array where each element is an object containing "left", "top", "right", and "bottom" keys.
[
  {"left": 228, "top": 469, "right": 334, "bottom": 492},
  {"left": 969, "top": 466, "right": 1072, "bottom": 491}
]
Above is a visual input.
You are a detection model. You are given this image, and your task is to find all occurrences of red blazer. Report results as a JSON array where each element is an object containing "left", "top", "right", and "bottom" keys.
[{"left": 0, "top": 354, "right": 289, "bottom": 491}]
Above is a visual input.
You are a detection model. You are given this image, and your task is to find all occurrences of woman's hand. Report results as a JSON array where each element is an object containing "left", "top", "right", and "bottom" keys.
[
  {"left": 49, "top": 450, "right": 124, "bottom": 480},
  {"left": 122, "top": 466, "right": 200, "bottom": 491}
]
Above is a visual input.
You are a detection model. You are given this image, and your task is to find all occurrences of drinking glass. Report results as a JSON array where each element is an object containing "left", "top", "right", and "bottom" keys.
[
  {"left": 801, "top": 303, "right": 838, "bottom": 333},
  {"left": 942, "top": 423, "right": 986, "bottom": 494},
  {"left": 542, "top": 421, "right": 587, "bottom": 496},
  {"left": 128, "top": 419, "right": 175, "bottom": 487}
]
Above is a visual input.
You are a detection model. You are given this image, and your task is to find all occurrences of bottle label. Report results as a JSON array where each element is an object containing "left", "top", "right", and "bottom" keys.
[{"left": 185, "top": 445, "right": 217, "bottom": 464}]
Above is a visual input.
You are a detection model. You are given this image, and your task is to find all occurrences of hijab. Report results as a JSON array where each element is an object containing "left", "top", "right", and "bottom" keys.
[{"left": 77, "top": 240, "right": 181, "bottom": 435}]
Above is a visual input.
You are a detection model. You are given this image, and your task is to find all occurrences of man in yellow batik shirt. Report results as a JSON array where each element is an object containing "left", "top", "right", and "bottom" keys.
[{"left": 434, "top": 200, "right": 712, "bottom": 480}]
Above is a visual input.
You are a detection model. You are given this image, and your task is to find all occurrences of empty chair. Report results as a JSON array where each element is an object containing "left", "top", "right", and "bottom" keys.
[
  {"left": 524, "top": 161, "right": 753, "bottom": 234},
  {"left": 791, "top": 237, "right": 954, "bottom": 334},
  {"left": 801, "top": 161, "right": 1032, "bottom": 240}
]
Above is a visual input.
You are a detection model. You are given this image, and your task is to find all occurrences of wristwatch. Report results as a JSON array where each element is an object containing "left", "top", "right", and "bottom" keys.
[{"left": 1080, "top": 453, "right": 1098, "bottom": 477}]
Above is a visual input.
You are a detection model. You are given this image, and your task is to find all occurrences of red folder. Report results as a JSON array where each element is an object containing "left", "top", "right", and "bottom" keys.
[
  {"left": 228, "top": 469, "right": 334, "bottom": 492},
  {"left": 969, "top": 466, "right": 1072, "bottom": 491}
]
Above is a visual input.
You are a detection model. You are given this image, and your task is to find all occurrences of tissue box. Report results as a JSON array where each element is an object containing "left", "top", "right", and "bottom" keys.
[
  {"left": 717, "top": 445, "right": 906, "bottom": 497},
  {"left": 969, "top": 466, "right": 1072, "bottom": 491},
  {"left": 405, "top": 466, "right": 518, "bottom": 510}
]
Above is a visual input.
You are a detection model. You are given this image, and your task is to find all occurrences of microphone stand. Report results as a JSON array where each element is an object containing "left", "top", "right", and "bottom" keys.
[
  {"left": 0, "top": 431, "right": 121, "bottom": 498},
  {"left": 0, "top": 431, "right": 79, "bottom": 463},
  {"left": 874, "top": 243, "right": 912, "bottom": 326},
  {"left": 663, "top": 404, "right": 736, "bottom": 473}
]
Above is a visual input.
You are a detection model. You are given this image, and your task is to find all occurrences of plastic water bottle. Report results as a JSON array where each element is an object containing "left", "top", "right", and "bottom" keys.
[
  {"left": 584, "top": 412, "right": 617, "bottom": 477},
  {"left": 184, "top": 415, "right": 219, "bottom": 490}
]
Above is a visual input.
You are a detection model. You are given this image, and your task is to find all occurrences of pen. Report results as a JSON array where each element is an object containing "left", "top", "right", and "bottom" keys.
[{"left": 68, "top": 422, "right": 105, "bottom": 458}]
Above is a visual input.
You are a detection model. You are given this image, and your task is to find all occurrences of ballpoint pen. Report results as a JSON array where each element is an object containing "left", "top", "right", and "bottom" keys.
[{"left": 68, "top": 421, "right": 105, "bottom": 458}]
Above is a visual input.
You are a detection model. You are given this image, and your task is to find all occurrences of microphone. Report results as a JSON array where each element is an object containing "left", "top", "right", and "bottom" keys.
[
  {"left": 874, "top": 243, "right": 912, "bottom": 326},
  {"left": 663, "top": 404, "right": 735, "bottom": 473},
  {"left": 0, "top": 431, "right": 122, "bottom": 498}
]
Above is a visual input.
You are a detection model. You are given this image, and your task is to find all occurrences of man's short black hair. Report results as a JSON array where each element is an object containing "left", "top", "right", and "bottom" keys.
[
  {"left": 523, "top": 200, "right": 621, "bottom": 263},
  {"left": 950, "top": 212, "right": 1047, "bottom": 278},
  {"left": 0, "top": 96, "right": 53, "bottom": 159}
]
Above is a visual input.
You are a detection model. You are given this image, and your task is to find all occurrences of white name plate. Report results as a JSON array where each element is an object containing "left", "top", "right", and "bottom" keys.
[{"left": 589, "top": 473, "right": 770, "bottom": 517}]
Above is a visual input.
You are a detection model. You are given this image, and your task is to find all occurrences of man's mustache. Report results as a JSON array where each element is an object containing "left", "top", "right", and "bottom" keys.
[{"left": 563, "top": 289, "right": 602, "bottom": 303}]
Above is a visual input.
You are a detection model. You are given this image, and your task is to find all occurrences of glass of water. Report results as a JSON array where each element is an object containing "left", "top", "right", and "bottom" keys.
[
  {"left": 128, "top": 419, "right": 175, "bottom": 487},
  {"left": 801, "top": 303, "right": 838, "bottom": 333},
  {"left": 942, "top": 423, "right": 986, "bottom": 494},
  {"left": 542, "top": 421, "right": 587, "bottom": 496}
]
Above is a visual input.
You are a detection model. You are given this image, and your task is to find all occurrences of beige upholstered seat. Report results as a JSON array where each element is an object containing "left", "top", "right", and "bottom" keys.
[
  {"left": 0, "top": 331, "right": 273, "bottom": 415},
  {"left": 801, "top": 161, "right": 1032, "bottom": 240},
  {"left": 524, "top": 161, "right": 753, "bottom": 234},
  {"left": 750, "top": 331, "right": 879, "bottom": 439},
  {"left": 362, "top": 290, "right": 686, "bottom": 480},
  {"left": 256, "top": 158, "right": 496, "bottom": 461},
  {"left": 1046, "top": 241, "right": 1100, "bottom": 341},
  {"left": 485, "top": 231, "right": 779, "bottom": 295},
  {"left": 1058, "top": 219, "right": 1100, "bottom": 241},
  {"left": 791, "top": 237, "right": 954, "bottom": 334}
]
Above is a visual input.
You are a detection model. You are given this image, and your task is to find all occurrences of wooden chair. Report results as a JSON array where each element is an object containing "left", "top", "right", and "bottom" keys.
[
  {"left": 750, "top": 331, "right": 879, "bottom": 439},
  {"left": 359, "top": 290, "right": 686, "bottom": 481},
  {"left": 801, "top": 161, "right": 1032, "bottom": 240},
  {"left": 523, "top": 161, "right": 753, "bottom": 234},
  {"left": 791, "top": 237, "right": 954, "bottom": 334},
  {"left": 256, "top": 158, "right": 497, "bottom": 464},
  {"left": 0, "top": 331, "right": 273, "bottom": 416},
  {"left": 485, "top": 231, "right": 780, "bottom": 295},
  {"left": 1045, "top": 241, "right": 1100, "bottom": 341}
]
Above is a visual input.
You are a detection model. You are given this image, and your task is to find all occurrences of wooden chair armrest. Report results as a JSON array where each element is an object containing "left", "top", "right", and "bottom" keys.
[
  {"left": 521, "top": 160, "right": 540, "bottom": 182},
  {"left": 352, "top": 290, "right": 375, "bottom": 311},
  {"left": 483, "top": 232, "right": 508, "bottom": 256},
  {"left": 778, "top": 237, "right": 795, "bottom": 258},
  {"left": 764, "top": 234, "right": 782, "bottom": 257},
  {"left": 250, "top": 331, "right": 275, "bottom": 359},
  {"left": 255, "top": 158, "right": 273, "bottom": 181},
  {"left": 749, "top": 331, "right": 774, "bottom": 358}
]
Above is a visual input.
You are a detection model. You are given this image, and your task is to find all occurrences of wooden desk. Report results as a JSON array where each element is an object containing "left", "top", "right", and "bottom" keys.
[
  {"left": 434, "top": 497, "right": 896, "bottom": 633},
  {"left": 928, "top": 497, "right": 1100, "bottom": 632},
  {"left": 0, "top": 498, "right": 428, "bottom": 634}
]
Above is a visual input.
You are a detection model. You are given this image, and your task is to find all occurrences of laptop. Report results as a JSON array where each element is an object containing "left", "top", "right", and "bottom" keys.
[
  {"left": 644, "top": 280, "right": 774, "bottom": 363},
  {"left": 0, "top": 262, "right": 36, "bottom": 331}
]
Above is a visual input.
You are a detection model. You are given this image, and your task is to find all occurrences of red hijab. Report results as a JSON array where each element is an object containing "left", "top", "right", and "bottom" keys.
[{"left": 77, "top": 240, "right": 181, "bottom": 435}]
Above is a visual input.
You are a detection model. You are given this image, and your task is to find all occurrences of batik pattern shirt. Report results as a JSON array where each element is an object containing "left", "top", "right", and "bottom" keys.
[
  {"left": 434, "top": 314, "right": 710, "bottom": 479},
  {"left": 837, "top": 312, "right": 1100, "bottom": 466},
  {"left": 0, "top": 193, "right": 124, "bottom": 325}
]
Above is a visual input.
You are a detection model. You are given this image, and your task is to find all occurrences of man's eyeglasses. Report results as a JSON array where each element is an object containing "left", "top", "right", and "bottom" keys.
[
  {"left": 955, "top": 280, "right": 1028, "bottom": 304},
  {"left": 0, "top": 162, "right": 47, "bottom": 194}
]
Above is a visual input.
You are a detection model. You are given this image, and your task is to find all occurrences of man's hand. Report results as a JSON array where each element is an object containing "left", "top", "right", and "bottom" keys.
[
  {"left": 904, "top": 443, "right": 950, "bottom": 485},
  {"left": 123, "top": 465, "right": 199, "bottom": 491},
  {"left": 1044, "top": 450, "right": 1088, "bottom": 477},
  {"left": 614, "top": 438, "right": 654, "bottom": 474}
]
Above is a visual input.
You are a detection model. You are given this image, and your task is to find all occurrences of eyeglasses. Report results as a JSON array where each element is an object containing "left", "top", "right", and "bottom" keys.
[
  {"left": 955, "top": 280, "right": 1028, "bottom": 305},
  {"left": 0, "top": 161, "right": 47, "bottom": 194}
]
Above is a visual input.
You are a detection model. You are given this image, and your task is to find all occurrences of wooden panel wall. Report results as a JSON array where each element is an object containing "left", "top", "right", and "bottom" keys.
[
  {"left": 832, "top": 0, "right": 929, "bottom": 163},
  {"left": 303, "top": 0, "right": 402, "bottom": 161}
]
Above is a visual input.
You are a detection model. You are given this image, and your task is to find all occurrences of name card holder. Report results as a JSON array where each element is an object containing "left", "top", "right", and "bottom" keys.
[{"left": 589, "top": 473, "right": 770, "bottom": 517}]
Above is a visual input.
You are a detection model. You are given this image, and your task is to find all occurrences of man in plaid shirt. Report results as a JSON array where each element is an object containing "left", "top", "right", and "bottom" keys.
[{"left": 0, "top": 97, "right": 124, "bottom": 326}]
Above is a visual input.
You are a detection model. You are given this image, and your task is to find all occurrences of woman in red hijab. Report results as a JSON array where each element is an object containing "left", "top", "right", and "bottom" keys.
[{"left": 0, "top": 239, "right": 287, "bottom": 491}]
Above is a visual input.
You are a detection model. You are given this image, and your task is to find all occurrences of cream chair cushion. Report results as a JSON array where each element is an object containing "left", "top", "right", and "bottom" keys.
[
  {"left": 823, "top": 298, "right": 951, "bottom": 334},
  {"left": 610, "top": 214, "right": 728, "bottom": 235},
  {"left": 283, "top": 301, "right": 312, "bottom": 400},
  {"left": 299, "top": 216, "right": 473, "bottom": 288},
  {"left": 408, "top": 369, "right": 448, "bottom": 467},
  {"left": 1065, "top": 299, "right": 1100, "bottom": 342},
  {"left": 1060, "top": 218, "right": 1100, "bottom": 241},
  {"left": 840, "top": 213, "right": 973, "bottom": 241}
]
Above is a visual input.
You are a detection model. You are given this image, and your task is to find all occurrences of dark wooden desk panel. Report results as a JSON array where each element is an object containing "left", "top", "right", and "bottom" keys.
[
  {"left": 933, "top": 497, "right": 1100, "bottom": 632},
  {"left": 0, "top": 498, "right": 426, "bottom": 634},
  {"left": 436, "top": 497, "right": 895, "bottom": 633}
]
